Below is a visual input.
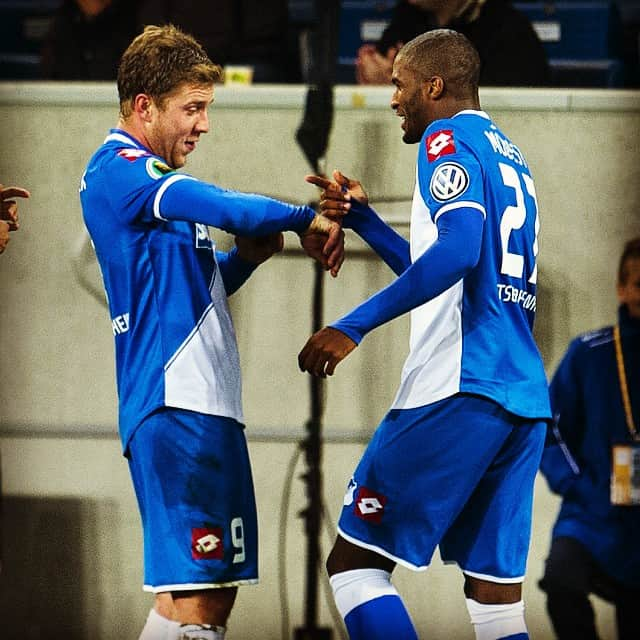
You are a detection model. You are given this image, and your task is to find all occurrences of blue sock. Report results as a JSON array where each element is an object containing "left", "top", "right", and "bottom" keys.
[
  {"left": 344, "top": 594, "right": 419, "bottom": 640},
  {"left": 330, "top": 569, "right": 418, "bottom": 640}
]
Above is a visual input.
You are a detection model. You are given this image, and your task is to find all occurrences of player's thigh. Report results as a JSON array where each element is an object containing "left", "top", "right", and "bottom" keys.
[
  {"left": 337, "top": 394, "right": 516, "bottom": 569},
  {"left": 441, "top": 416, "right": 546, "bottom": 580},
  {"left": 127, "top": 408, "right": 258, "bottom": 589}
]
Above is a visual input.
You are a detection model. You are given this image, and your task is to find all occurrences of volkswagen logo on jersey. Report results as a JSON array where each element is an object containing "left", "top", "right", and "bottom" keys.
[{"left": 429, "top": 162, "right": 470, "bottom": 202}]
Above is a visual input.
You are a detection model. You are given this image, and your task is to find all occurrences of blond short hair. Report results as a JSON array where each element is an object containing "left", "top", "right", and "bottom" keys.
[{"left": 117, "top": 24, "right": 222, "bottom": 119}]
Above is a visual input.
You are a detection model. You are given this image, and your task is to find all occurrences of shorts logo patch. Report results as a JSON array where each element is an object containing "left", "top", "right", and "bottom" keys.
[
  {"left": 192, "top": 527, "right": 223, "bottom": 560},
  {"left": 146, "top": 157, "right": 174, "bottom": 180},
  {"left": 117, "top": 148, "right": 149, "bottom": 162},
  {"left": 426, "top": 130, "right": 455, "bottom": 162},
  {"left": 354, "top": 486, "right": 387, "bottom": 524},
  {"left": 429, "top": 162, "right": 469, "bottom": 202},
  {"left": 343, "top": 477, "right": 358, "bottom": 506}
]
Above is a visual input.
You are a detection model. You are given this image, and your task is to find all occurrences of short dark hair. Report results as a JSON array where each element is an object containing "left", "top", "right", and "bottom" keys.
[
  {"left": 117, "top": 24, "right": 222, "bottom": 118},
  {"left": 398, "top": 29, "right": 480, "bottom": 99},
  {"left": 618, "top": 236, "right": 640, "bottom": 285}
]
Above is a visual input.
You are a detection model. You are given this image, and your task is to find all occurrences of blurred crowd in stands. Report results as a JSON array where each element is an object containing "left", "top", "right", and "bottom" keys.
[{"left": 0, "top": 1, "right": 638, "bottom": 88}]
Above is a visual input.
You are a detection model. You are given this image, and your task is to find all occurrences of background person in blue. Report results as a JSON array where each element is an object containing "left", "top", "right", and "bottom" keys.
[
  {"left": 300, "top": 29, "right": 551, "bottom": 640},
  {"left": 80, "top": 24, "right": 343, "bottom": 640},
  {"left": 538, "top": 237, "right": 640, "bottom": 640}
]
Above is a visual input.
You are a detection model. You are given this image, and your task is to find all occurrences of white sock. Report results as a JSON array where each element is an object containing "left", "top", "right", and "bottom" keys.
[
  {"left": 465, "top": 598, "right": 528, "bottom": 640},
  {"left": 178, "top": 624, "right": 226, "bottom": 640},
  {"left": 329, "top": 568, "right": 399, "bottom": 618},
  {"left": 138, "top": 608, "right": 181, "bottom": 640}
]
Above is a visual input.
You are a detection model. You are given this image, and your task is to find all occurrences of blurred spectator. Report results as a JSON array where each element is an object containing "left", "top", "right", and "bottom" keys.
[
  {"left": 137, "top": 0, "right": 296, "bottom": 82},
  {"left": 40, "top": 0, "right": 140, "bottom": 80},
  {"left": 538, "top": 236, "right": 640, "bottom": 640},
  {"left": 356, "top": 0, "right": 551, "bottom": 86}
]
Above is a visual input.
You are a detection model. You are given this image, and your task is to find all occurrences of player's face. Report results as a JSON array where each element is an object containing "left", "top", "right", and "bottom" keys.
[
  {"left": 390, "top": 56, "right": 431, "bottom": 144},
  {"left": 618, "top": 257, "right": 640, "bottom": 319},
  {"left": 148, "top": 82, "right": 214, "bottom": 168}
]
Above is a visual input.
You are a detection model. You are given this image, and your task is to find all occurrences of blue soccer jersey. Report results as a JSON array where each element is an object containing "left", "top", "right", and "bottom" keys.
[
  {"left": 80, "top": 129, "right": 315, "bottom": 449},
  {"left": 333, "top": 111, "right": 550, "bottom": 420}
]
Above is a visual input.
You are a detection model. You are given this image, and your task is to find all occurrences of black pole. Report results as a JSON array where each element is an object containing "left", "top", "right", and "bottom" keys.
[
  {"left": 294, "top": 260, "right": 331, "bottom": 640},
  {"left": 294, "top": 1, "right": 340, "bottom": 636}
]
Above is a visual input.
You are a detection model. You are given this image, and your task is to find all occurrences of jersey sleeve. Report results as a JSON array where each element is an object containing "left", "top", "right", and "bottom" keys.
[
  {"left": 99, "top": 149, "right": 176, "bottom": 225},
  {"left": 345, "top": 201, "right": 410, "bottom": 275},
  {"left": 330, "top": 205, "right": 484, "bottom": 344},
  {"left": 216, "top": 247, "right": 258, "bottom": 296},
  {"left": 158, "top": 177, "right": 315, "bottom": 236},
  {"left": 417, "top": 124, "right": 487, "bottom": 223},
  {"left": 100, "top": 148, "right": 315, "bottom": 234}
]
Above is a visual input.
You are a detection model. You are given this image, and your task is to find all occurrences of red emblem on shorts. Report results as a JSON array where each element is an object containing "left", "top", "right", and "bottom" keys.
[
  {"left": 354, "top": 487, "right": 387, "bottom": 524},
  {"left": 191, "top": 527, "right": 224, "bottom": 560},
  {"left": 426, "top": 130, "right": 456, "bottom": 162}
]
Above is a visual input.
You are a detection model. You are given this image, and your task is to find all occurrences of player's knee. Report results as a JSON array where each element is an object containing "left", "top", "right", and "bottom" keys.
[
  {"left": 326, "top": 544, "right": 343, "bottom": 577},
  {"left": 464, "top": 575, "right": 522, "bottom": 604}
]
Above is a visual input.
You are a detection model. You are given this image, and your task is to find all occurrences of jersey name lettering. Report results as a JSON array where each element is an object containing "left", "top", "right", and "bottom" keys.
[
  {"left": 484, "top": 130, "right": 527, "bottom": 168},
  {"left": 112, "top": 312, "right": 130, "bottom": 335}
]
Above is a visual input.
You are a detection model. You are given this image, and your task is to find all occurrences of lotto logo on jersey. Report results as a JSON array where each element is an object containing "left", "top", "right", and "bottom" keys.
[
  {"left": 354, "top": 486, "right": 387, "bottom": 524},
  {"left": 191, "top": 527, "right": 224, "bottom": 560},
  {"left": 426, "top": 130, "right": 456, "bottom": 162},
  {"left": 117, "top": 148, "right": 149, "bottom": 162}
]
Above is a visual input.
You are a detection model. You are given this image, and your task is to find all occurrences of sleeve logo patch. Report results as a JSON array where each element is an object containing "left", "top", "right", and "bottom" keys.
[
  {"left": 146, "top": 158, "right": 174, "bottom": 179},
  {"left": 426, "top": 129, "right": 456, "bottom": 162},
  {"left": 117, "top": 148, "right": 149, "bottom": 162},
  {"left": 429, "top": 162, "right": 470, "bottom": 202}
]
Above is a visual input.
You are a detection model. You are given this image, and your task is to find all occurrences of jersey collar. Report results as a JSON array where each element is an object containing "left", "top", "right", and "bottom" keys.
[
  {"left": 453, "top": 109, "right": 490, "bottom": 120},
  {"left": 104, "top": 128, "right": 147, "bottom": 149}
]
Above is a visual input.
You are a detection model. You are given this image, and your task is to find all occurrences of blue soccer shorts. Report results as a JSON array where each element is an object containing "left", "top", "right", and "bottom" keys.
[
  {"left": 337, "top": 393, "right": 546, "bottom": 582},
  {"left": 127, "top": 407, "right": 258, "bottom": 592}
]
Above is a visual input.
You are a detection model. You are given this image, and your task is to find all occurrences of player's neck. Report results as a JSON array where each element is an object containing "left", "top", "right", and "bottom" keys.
[{"left": 117, "top": 118, "right": 152, "bottom": 153}]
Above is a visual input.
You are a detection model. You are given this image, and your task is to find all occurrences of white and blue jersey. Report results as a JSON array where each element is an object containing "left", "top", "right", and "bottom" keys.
[
  {"left": 333, "top": 110, "right": 550, "bottom": 420},
  {"left": 80, "top": 129, "right": 315, "bottom": 450}
]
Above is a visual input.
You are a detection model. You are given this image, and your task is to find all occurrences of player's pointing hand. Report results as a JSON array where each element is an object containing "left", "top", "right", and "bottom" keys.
[{"left": 305, "top": 169, "right": 369, "bottom": 222}]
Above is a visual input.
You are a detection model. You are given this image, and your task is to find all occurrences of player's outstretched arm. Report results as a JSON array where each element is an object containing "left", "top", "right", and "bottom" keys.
[{"left": 306, "top": 170, "right": 410, "bottom": 275}]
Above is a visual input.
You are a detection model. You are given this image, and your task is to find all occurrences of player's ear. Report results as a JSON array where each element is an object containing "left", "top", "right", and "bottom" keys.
[
  {"left": 425, "top": 75, "right": 444, "bottom": 99},
  {"left": 133, "top": 93, "right": 154, "bottom": 121}
]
